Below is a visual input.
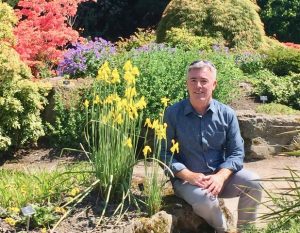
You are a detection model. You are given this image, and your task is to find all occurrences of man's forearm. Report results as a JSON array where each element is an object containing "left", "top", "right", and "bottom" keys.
[
  {"left": 175, "top": 168, "right": 194, "bottom": 180},
  {"left": 215, "top": 168, "right": 233, "bottom": 182}
]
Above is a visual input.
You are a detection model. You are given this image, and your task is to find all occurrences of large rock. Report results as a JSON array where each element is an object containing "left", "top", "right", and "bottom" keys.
[
  {"left": 237, "top": 110, "right": 300, "bottom": 159},
  {"left": 133, "top": 195, "right": 234, "bottom": 233}
]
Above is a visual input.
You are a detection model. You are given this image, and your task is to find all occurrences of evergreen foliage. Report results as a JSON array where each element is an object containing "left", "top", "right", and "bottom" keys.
[
  {"left": 0, "top": 2, "right": 50, "bottom": 152},
  {"left": 262, "top": 46, "right": 300, "bottom": 76},
  {"left": 165, "top": 27, "right": 216, "bottom": 51},
  {"left": 258, "top": 0, "right": 300, "bottom": 43},
  {"left": 156, "top": 0, "right": 267, "bottom": 49},
  {"left": 2, "top": 0, "right": 19, "bottom": 7}
]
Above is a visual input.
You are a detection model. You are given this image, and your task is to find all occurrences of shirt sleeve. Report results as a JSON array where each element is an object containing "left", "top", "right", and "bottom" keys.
[
  {"left": 218, "top": 112, "right": 244, "bottom": 172},
  {"left": 160, "top": 107, "right": 187, "bottom": 176}
]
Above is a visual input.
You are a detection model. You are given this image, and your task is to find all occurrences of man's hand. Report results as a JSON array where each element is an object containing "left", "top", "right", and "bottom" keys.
[
  {"left": 203, "top": 168, "right": 233, "bottom": 196},
  {"left": 175, "top": 169, "right": 207, "bottom": 188},
  {"left": 202, "top": 174, "right": 225, "bottom": 196},
  {"left": 175, "top": 168, "right": 233, "bottom": 196}
]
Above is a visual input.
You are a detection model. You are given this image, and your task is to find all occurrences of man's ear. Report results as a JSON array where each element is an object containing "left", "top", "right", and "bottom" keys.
[{"left": 213, "top": 79, "right": 217, "bottom": 90}]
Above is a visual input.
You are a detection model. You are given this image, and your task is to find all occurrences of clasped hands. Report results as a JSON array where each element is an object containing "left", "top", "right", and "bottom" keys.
[{"left": 185, "top": 172, "right": 225, "bottom": 197}]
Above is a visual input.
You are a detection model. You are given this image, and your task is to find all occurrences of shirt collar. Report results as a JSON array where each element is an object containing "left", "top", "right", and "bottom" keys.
[{"left": 184, "top": 99, "right": 216, "bottom": 116}]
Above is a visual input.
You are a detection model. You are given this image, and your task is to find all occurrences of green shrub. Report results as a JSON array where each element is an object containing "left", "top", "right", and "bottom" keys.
[
  {"left": 0, "top": 2, "right": 50, "bottom": 152},
  {"left": 235, "top": 52, "right": 265, "bottom": 74},
  {"left": 157, "top": 0, "right": 267, "bottom": 49},
  {"left": 165, "top": 27, "right": 217, "bottom": 51},
  {"left": 262, "top": 45, "right": 300, "bottom": 76},
  {"left": 253, "top": 70, "right": 300, "bottom": 110},
  {"left": 256, "top": 103, "right": 300, "bottom": 115},
  {"left": 258, "top": 0, "right": 300, "bottom": 43},
  {"left": 0, "top": 1, "right": 16, "bottom": 44},
  {"left": 115, "top": 28, "right": 156, "bottom": 52},
  {"left": 45, "top": 81, "right": 91, "bottom": 148}
]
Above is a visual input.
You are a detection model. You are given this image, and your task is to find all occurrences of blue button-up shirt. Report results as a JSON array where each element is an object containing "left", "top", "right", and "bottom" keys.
[{"left": 160, "top": 99, "right": 244, "bottom": 177}]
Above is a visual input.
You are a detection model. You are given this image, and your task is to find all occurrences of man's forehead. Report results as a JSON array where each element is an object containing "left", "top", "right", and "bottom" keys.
[{"left": 188, "top": 68, "right": 213, "bottom": 78}]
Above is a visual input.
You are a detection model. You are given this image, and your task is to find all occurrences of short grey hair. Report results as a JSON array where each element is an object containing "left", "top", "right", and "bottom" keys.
[{"left": 187, "top": 60, "right": 217, "bottom": 80}]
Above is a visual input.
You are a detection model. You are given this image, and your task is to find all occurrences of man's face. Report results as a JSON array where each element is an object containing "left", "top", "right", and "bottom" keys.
[{"left": 187, "top": 68, "right": 217, "bottom": 103}]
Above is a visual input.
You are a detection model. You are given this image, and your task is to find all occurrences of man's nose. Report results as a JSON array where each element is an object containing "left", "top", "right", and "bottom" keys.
[{"left": 196, "top": 81, "right": 202, "bottom": 87}]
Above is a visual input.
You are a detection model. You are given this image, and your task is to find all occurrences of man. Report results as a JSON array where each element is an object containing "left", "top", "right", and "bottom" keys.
[{"left": 160, "top": 60, "right": 262, "bottom": 233}]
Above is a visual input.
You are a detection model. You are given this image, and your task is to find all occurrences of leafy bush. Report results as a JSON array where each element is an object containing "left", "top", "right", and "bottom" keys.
[
  {"left": 157, "top": 0, "right": 267, "bottom": 49},
  {"left": 115, "top": 28, "right": 156, "bottom": 52},
  {"left": 45, "top": 83, "right": 90, "bottom": 148},
  {"left": 258, "top": 0, "right": 300, "bottom": 43},
  {"left": 0, "top": 2, "right": 50, "bottom": 152},
  {"left": 235, "top": 52, "right": 265, "bottom": 74},
  {"left": 262, "top": 46, "right": 300, "bottom": 76},
  {"left": 57, "top": 38, "right": 116, "bottom": 78},
  {"left": 253, "top": 70, "right": 300, "bottom": 110},
  {"left": 165, "top": 27, "right": 217, "bottom": 51}
]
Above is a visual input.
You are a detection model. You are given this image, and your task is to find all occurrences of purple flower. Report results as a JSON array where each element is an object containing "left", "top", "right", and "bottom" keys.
[{"left": 57, "top": 38, "right": 116, "bottom": 78}]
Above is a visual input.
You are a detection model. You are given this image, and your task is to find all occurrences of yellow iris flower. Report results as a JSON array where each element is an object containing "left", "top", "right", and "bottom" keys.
[
  {"left": 93, "top": 95, "right": 101, "bottom": 104},
  {"left": 135, "top": 96, "right": 147, "bottom": 109},
  {"left": 124, "top": 71, "right": 136, "bottom": 85},
  {"left": 155, "top": 123, "right": 167, "bottom": 140},
  {"left": 161, "top": 97, "right": 170, "bottom": 107},
  {"left": 97, "top": 61, "right": 112, "bottom": 83},
  {"left": 132, "top": 66, "right": 140, "bottom": 76},
  {"left": 115, "top": 113, "right": 124, "bottom": 125},
  {"left": 84, "top": 99, "right": 89, "bottom": 108},
  {"left": 170, "top": 139, "right": 179, "bottom": 154},
  {"left": 144, "top": 118, "right": 152, "bottom": 128},
  {"left": 111, "top": 68, "right": 120, "bottom": 83},
  {"left": 143, "top": 145, "right": 152, "bottom": 157},
  {"left": 125, "top": 87, "right": 137, "bottom": 99},
  {"left": 124, "top": 138, "right": 133, "bottom": 148},
  {"left": 123, "top": 60, "right": 133, "bottom": 71}
]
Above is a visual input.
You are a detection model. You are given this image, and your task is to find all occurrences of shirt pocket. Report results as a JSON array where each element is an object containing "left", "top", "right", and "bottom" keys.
[{"left": 205, "top": 131, "right": 226, "bottom": 150}]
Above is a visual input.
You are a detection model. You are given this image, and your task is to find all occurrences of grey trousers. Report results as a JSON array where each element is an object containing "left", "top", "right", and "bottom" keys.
[{"left": 173, "top": 169, "right": 262, "bottom": 233}]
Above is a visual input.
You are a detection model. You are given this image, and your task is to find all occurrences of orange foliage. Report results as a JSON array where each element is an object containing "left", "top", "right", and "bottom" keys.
[
  {"left": 283, "top": 42, "right": 300, "bottom": 50},
  {"left": 14, "top": 0, "right": 87, "bottom": 72}
]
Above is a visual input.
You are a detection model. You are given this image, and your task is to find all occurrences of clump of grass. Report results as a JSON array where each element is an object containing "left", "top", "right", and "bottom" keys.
[
  {"left": 256, "top": 103, "right": 300, "bottom": 115},
  {"left": 0, "top": 163, "right": 93, "bottom": 230},
  {"left": 258, "top": 168, "right": 300, "bottom": 232},
  {"left": 0, "top": 162, "right": 93, "bottom": 208}
]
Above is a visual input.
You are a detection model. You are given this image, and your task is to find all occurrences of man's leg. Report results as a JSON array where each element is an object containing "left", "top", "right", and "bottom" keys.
[
  {"left": 173, "top": 179, "right": 227, "bottom": 233},
  {"left": 219, "top": 169, "right": 262, "bottom": 230}
]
